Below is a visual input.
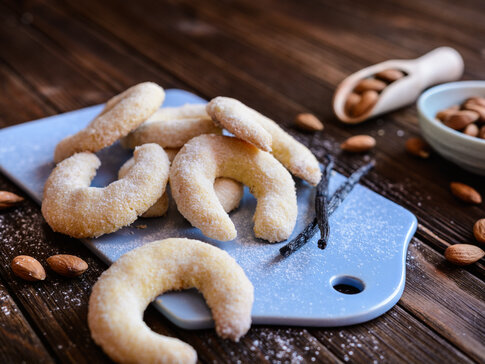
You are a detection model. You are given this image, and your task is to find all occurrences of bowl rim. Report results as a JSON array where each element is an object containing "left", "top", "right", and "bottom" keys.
[{"left": 417, "top": 80, "right": 485, "bottom": 147}]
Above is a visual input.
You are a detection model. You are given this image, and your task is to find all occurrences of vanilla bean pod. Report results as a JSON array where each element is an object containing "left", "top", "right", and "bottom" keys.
[
  {"left": 279, "top": 160, "right": 375, "bottom": 258},
  {"left": 280, "top": 157, "right": 333, "bottom": 258},
  {"left": 315, "top": 156, "right": 334, "bottom": 249},
  {"left": 327, "top": 160, "right": 375, "bottom": 215}
]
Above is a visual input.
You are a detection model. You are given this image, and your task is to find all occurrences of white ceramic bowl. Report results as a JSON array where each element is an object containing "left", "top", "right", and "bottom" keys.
[{"left": 417, "top": 81, "right": 485, "bottom": 175}]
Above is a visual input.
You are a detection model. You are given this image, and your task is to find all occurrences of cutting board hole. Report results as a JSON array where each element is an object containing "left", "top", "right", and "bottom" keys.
[{"left": 331, "top": 275, "right": 365, "bottom": 295}]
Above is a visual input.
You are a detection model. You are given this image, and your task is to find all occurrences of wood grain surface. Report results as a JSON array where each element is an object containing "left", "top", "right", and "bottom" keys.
[{"left": 0, "top": 0, "right": 484, "bottom": 363}]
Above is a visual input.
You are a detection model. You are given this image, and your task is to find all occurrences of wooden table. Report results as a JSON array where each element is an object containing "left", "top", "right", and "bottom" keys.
[{"left": 0, "top": 0, "right": 484, "bottom": 363}]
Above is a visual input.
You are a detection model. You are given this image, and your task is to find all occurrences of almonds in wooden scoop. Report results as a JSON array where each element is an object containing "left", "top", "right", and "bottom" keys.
[
  {"left": 47, "top": 254, "right": 88, "bottom": 277},
  {"left": 0, "top": 191, "right": 24, "bottom": 210},
  {"left": 445, "top": 244, "right": 485, "bottom": 266},
  {"left": 450, "top": 182, "right": 482, "bottom": 204},
  {"left": 353, "top": 78, "right": 387, "bottom": 93},
  {"left": 473, "top": 219, "right": 485, "bottom": 244},
  {"left": 341, "top": 135, "right": 376, "bottom": 153},
  {"left": 294, "top": 113, "right": 324, "bottom": 132},
  {"left": 344, "top": 92, "right": 361, "bottom": 116},
  {"left": 375, "top": 69, "right": 405, "bottom": 83},
  {"left": 352, "top": 90, "right": 379, "bottom": 117},
  {"left": 342, "top": 68, "right": 406, "bottom": 119},
  {"left": 11, "top": 255, "right": 46, "bottom": 281},
  {"left": 405, "top": 137, "right": 430, "bottom": 158}
]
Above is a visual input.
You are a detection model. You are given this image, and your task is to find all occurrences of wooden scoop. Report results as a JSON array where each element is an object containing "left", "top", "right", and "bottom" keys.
[{"left": 333, "top": 47, "right": 464, "bottom": 124}]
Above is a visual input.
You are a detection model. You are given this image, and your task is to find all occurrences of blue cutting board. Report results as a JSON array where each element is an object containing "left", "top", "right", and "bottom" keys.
[{"left": 0, "top": 89, "right": 417, "bottom": 328}]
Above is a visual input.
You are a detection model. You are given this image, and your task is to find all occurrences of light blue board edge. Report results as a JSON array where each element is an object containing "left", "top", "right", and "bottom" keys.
[{"left": 0, "top": 89, "right": 417, "bottom": 329}]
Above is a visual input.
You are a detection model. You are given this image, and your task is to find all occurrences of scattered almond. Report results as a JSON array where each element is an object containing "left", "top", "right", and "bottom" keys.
[
  {"left": 473, "top": 219, "right": 485, "bottom": 244},
  {"left": 294, "top": 113, "right": 324, "bottom": 132},
  {"left": 0, "top": 191, "right": 24, "bottom": 210},
  {"left": 353, "top": 78, "right": 387, "bottom": 93},
  {"left": 450, "top": 182, "right": 482, "bottom": 204},
  {"left": 341, "top": 135, "right": 376, "bottom": 153},
  {"left": 405, "top": 137, "right": 430, "bottom": 158},
  {"left": 463, "top": 123, "right": 479, "bottom": 137},
  {"left": 435, "top": 105, "right": 459, "bottom": 122},
  {"left": 352, "top": 90, "right": 379, "bottom": 117},
  {"left": 11, "top": 255, "right": 46, "bottom": 281},
  {"left": 445, "top": 244, "right": 485, "bottom": 266},
  {"left": 375, "top": 69, "right": 405, "bottom": 83},
  {"left": 444, "top": 110, "right": 479, "bottom": 130},
  {"left": 47, "top": 254, "right": 88, "bottom": 277}
]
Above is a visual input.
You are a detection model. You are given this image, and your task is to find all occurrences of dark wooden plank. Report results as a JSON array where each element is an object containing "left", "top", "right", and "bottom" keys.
[
  {"left": 36, "top": 1, "right": 482, "bottom": 362},
  {"left": 0, "top": 188, "right": 111, "bottom": 363},
  {"left": 0, "top": 64, "right": 54, "bottom": 127},
  {"left": 0, "top": 3, "right": 113, "bottom": 112},
  {"left": 0, "top": 280, "right": 54, "bottom": 363},
  {"left": 0, "top": 0, "right": 483, "bottom": 362},
  {"left": 311, "top": 305, "right": 473, "bottom": 364},
  {"left": 2, "top": 0, "right": 189, "bottom": 95},
  {"left": 146, "top": 314, "right": 343, "bottom": 364},
  {"left": 286, "top": 0, "right": 485, "bottom": 78},
  {"left": 399, "top": 238, "right": 485, "bottom": 362}
]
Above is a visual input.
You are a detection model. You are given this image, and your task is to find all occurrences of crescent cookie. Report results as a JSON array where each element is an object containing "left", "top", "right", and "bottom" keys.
[
  {"left": 54, "top": 82, "right": 165, "bottom": 163},
  {"left": 121, "top": 103, "right": 221, "bottom": 149},
  {"left": 206, "top": 97, "right": 272, "bottom": 152},
  {"left": 170, "top": 134, "right": 297, "bottom": 242},
  {"left": 88, "top": 238, "right": 254, "bottom": 364},
  {"left": 213, "top": 177, "right": 244, "bottom": 213},
  {"left": 207, "top": 97, "right": 322, "bottom": 185},
  {"left": 119, "top": 155, "right": 244, "bottom": 218},
  {"left": 42, "top": 144, "right": 169, "bottom": 238}
]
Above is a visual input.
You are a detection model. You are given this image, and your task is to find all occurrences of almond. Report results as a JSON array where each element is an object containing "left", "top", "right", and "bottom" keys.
[
  {"left": 11, "top": 256, "right": 46, "bottom": 281},
  {"left": 463, "top": 123, "right": 479, "bottom": 137},
  {"left": 375, "top": 69, "right": 405, "bottom": 83},
  {"left": 444, "top": 110, "right": 479, "bottom": 130},
  {"left": 464, "top": 97, "right": 485, "bottom": 108},
  {"left": 344, "top": 92, "right": 361, "bottom": 116},
  {"left": 479, "top": 125, "right": 485, "bottom": 139},
  {"left": 351, "top": 90, "right": 379, "bottom": 117},
  {"left": 405, "top": 137, "right": 430, "bottom": 158},
  {"left": 450, "top": 182, "right": 482, "bottom": 204},
  {"left": 341, "top": 135, "right": 376, "bottom": 153},
  {"left": 294, "top": 113, "right": 324, "bottom": 132},
  {"left": 47, "top": 254, "right": 88, "bottom": 277},
  {"left": 445, "top": 244, "right": 485, "bottom": 266},
  {"left": 0, "top": 191, "right": 24, "bottom": 210},
  {"left": 473, "top": 219, "right": 485, "bottom": 244},
  {"left": 462, "top": 103, "right": 485, "bottom": 122},
  {"left": 353, "top": 78, "right": 387, "bottom": 93},
  {"left": 435, "top": 105, "right": 459, "bottom": 122}
]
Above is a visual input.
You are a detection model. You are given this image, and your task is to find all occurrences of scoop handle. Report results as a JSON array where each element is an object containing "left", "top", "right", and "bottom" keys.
[{"left": 412, "top": 47, "right": 464, "bottom": 87}]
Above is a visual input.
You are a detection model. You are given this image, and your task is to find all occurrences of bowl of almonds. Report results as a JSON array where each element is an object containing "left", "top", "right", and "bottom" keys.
[{"left": 417, "top": 81, "right": 485, "bottom": 175}]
